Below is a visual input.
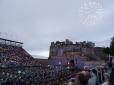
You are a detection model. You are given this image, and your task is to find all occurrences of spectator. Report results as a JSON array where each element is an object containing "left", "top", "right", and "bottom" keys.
[{"left": 109, "top": 67, "right": 114, "bottom": 85}]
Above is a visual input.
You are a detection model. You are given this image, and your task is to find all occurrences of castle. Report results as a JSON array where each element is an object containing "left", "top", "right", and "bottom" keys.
[
  {"left": 48, "top": 39, "right": 96, "bottom": 67},
  {"left": 49, "top": 39, "right": 95, "bottom": 58}
]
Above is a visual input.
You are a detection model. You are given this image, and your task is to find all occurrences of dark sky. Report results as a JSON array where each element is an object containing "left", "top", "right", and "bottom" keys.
[{"left": 0, "top": 0, "right": 114, "bottom": 58}]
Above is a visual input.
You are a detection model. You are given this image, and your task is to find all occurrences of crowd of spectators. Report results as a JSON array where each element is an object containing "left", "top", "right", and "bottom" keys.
[
  {"left": 0, "top": 44, "right": 34, "bottom": 67},
  {"left": 66, "top": 63, "right": 113, "bottom": 85},
  {"left": 1, "top": 41, "right": 114, "bottom": 85},
  {"left": 0, "top": 66, "right": 78, "bottom": 85}
]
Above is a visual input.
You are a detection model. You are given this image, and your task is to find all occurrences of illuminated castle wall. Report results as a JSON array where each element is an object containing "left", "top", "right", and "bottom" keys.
[{"left": 49, "top": 39, "right": 95, "bottom": 59}]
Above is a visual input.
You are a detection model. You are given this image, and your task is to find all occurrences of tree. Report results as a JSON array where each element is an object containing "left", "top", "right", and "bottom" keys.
[
  {"left": 103, "top": 37, "right": 114, "bottom": 67},
  {"left": 110, "top": 37, "right": 114, "bottom": 56},
  {"left": 104, "top": 47, "right": 110, "bottom": 55}
]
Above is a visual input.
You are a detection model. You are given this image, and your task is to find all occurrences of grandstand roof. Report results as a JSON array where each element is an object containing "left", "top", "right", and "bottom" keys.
[{"left": 0, "top": 38, "right": 23, "bottom": 44}]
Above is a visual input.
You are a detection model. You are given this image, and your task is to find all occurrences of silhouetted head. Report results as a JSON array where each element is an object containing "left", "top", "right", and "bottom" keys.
[
  {"left": 112, "top": 66, "right": 114, "bottom": 72},
  {"left": 92, "top": 69, "right": 97, "bottom": 76}
]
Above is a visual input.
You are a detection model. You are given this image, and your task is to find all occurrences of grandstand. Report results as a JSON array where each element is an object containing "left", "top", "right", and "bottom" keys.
[{"left": 0, "top": 38, "right": 34, "bottom": 67}]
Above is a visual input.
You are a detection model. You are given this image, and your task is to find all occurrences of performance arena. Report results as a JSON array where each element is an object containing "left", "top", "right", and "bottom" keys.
[{"left": 0, "top": 38, "right": 113, "bottom": 85}]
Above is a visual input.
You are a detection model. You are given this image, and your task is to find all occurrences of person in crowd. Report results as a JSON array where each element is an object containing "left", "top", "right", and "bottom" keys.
[
  {"left": 79, "top": 73, "right": 87, "bottom": 85},
  {"left": 104, "top": 67, "right": 110, "bottom": 82},
  {"left": 67, "top": 79, "right": 75, "bottom": 85},
  {"left": 101, "top": 80, "right": 109, "bottom": 85},
  {"left": 75, "top": 66, "right": 90, "bottom": 85},
  {"left": 98, "top": 66, "right": 105, "bottom": 84},
  {"left": 109, "top": 67, "right": 114, "bottom": 85},
  {"left": 87, "top": 69, "right": 97, "bottom": 85}
]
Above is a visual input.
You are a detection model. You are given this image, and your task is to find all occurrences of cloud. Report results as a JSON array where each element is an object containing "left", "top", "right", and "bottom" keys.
[{"left": 0, "top": 0, "right": 114, "bottom": 58}]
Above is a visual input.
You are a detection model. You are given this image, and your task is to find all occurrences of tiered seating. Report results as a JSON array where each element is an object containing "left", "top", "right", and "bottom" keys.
[{"left": 0, "top": 44, "right": 34, "bottom": 67}]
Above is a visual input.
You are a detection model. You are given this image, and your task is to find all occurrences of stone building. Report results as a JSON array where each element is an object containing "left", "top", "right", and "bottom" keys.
[
  {"left": 49, "top": 39, "right": 95, "bottom": 58},
  {"left": 48, "top": 39, "right": 95, "bottom": 66}
]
